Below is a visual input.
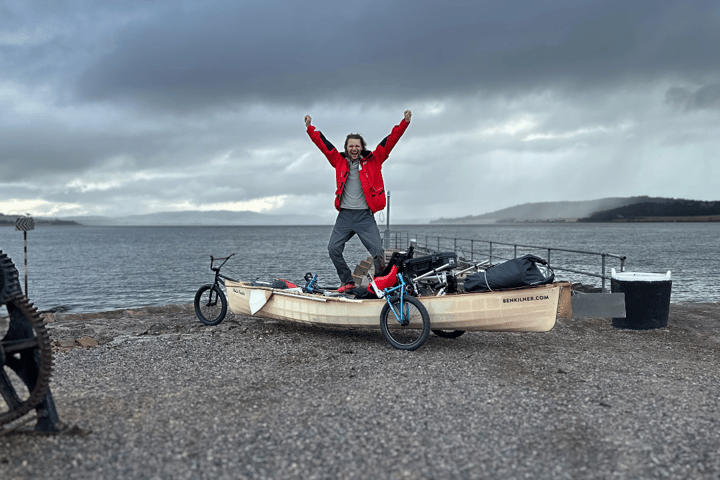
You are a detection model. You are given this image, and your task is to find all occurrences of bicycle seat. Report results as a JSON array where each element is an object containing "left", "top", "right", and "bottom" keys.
[{"left": 368, "top": 264, "right": 399, "bottom": 292}]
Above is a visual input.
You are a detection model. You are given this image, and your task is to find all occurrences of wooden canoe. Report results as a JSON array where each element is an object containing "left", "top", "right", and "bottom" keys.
[{"left": 225, "top": 280, "right": 570, "bottom": 332}]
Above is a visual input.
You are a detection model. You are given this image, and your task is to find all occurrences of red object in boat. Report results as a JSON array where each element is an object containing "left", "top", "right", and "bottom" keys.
[{"left": 369, "top": 265, "right": 398, "bottom": 293}]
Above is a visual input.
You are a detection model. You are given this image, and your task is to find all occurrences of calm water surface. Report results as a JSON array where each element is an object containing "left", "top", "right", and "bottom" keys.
[{"left": 0, "top": 223, "right": 717, "bottom": 313}]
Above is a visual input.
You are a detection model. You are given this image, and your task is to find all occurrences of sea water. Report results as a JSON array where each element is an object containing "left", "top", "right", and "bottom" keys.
[{"left": 0, "top": 223, "right": 717, "bottom": 314}]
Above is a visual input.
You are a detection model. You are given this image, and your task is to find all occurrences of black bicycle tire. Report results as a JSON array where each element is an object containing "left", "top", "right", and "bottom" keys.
[
  {"left": 379, "top": 296, "right": 430, "bottom": 351},
  {"left": 432, "top": 329, "right": 466, "bottom": 339},
  {"left": 194, "top": 284, "right": 228, "bottom": 326}
]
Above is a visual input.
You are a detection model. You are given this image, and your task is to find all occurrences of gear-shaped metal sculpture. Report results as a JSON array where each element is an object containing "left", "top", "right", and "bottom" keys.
[{"left": 1, "top": 250, "right": 58, "bottom": 430}]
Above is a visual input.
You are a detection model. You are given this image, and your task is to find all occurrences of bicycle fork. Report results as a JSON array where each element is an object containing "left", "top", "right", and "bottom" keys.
[
  {"left": 388, "top": 294, "right": 410, "bottom": 326},
  {"left": 206, "top": 277, "right": 225, "bottom": 307},
  {"left": 369, "top": 273, "right": 410, "bottom": 327}
]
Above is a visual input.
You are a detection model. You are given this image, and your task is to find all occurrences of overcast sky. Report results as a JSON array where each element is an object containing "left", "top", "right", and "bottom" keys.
[{"left": 1, "top": 0, "right": 718, "bottom": 224}]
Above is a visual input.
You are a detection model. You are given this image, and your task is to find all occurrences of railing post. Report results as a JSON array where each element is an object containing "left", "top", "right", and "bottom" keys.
[
  {"left": 489, "top": 242, "right": 493, "bottom": 265},
  {"left": 514, "top": 245, "right": 518, "bottom": 259},
  {"left": 471, "top": 240, "right": 474, "bottom": 262},
  {"left": 547, "top": 248, "right": 551, "bottom": 267},
  {"left": 602, "top": 254, "right": 607, "bottom": 293}
]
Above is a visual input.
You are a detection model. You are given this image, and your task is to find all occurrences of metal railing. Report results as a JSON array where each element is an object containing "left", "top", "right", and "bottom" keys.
[
  {"left": 383, "top": 230, "right": 411, "bottom": 250},
  {"left": 385, "top": 232, "right": 626, "bottom": 293}
]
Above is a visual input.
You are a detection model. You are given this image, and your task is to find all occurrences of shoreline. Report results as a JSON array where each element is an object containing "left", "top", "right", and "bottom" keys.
[
  {"left": 41, "top": 301, "right": 720, "bottom": 350},
  {"left": 40, "top": 301, "right": 720, "bottom": 350},
  {"left": 431, "top": 217, "right": 720, "bottom": 224}
]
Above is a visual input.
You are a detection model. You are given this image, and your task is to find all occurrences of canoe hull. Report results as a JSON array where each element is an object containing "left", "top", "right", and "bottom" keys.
[{"left": 226, "top": 281, "right": 567, "bottom": 332}]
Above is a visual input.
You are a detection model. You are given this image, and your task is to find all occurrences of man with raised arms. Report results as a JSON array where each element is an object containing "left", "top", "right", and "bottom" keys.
[{"left": 305, "top": 110, "right": 412, "bottom": 292}]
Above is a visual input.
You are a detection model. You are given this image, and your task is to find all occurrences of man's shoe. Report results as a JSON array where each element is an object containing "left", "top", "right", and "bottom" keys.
[{"left": 336, "top": 282, "right": 356, "bottom": 293}]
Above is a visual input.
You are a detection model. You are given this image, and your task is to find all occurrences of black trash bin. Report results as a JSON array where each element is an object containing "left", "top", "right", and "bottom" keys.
[{"left": 611, "top": 269, "right": 672, "bottom": 330}]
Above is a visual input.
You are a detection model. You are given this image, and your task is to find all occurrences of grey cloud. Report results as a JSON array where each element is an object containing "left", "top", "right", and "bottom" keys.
[
  {"left": 0, "top": 128, "right": 125, "bottom": 179},
  {"left": 666, "top": 84, "right": 720, "bottom": 110},
  {"left": 0, "top": 99, "right": 310, "bottom": 182},
  {"left": 73, "top": 0, "right": 720, "bottom": 111}
]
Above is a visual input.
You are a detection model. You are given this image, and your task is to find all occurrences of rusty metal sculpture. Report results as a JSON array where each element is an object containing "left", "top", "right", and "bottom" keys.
[{"left": 1, "top": 250, "right": 61, "bottom": 432}]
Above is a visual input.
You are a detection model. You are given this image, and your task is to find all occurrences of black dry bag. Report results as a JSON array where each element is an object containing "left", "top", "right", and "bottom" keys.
[{"left": 463, "top": 254, "right": 554, "bottom": 292}]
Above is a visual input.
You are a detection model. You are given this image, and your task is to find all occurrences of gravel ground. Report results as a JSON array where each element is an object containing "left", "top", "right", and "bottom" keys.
[{"left": 2, "top": 302, "right": 719, "bottom": 480}]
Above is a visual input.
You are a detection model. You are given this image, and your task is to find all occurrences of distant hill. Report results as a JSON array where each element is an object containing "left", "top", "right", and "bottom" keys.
[
  {"left": 579, "top": 199, "right": 720, "bottom": 222},
  {"left": 431, "top": 197, "right": 720, "bottom": 224},
  {"left": 60, "top": 210, "right": 331, "bottom": 226},
  {"left": 431, "top": 197, "right": 647, "bottom": 223}
]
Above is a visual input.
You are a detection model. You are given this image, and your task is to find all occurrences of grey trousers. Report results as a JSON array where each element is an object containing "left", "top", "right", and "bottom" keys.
[{"left": 328, "top": 209, "right": 384, "bottom": 285}]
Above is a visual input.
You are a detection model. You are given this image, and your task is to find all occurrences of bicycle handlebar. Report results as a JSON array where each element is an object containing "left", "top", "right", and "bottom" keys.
[{"left": 210, "top": 253, "right": 236, "bottom": 272}]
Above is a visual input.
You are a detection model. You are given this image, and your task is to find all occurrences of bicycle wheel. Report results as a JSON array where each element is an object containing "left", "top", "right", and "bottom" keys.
[
  {"left": 194, "top": 284, "right": 227, "bottom": 326},
  {"left": 432, "top": 330, "right": 465, "bottom": 339},
  {"left": 379, "top": 296, "right": 430, "bottom": 351}
]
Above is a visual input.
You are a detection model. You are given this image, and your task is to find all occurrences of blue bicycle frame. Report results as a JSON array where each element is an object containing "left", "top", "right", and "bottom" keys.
[{"left": 368, "top": 272, "right": 411, "bottom": 326}]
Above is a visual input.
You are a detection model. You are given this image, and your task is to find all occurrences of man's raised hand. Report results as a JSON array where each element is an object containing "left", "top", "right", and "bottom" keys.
[
  {"left": 304, "top": 115, "right": 312, "bottom": 127},
  {"left": 404, "top": 110, "right": 412, "bottom": 123}
]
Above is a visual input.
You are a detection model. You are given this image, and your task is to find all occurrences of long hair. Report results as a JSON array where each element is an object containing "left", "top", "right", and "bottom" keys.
[{"left": 344, "top": 133, "right": 368, "bottom": 157}]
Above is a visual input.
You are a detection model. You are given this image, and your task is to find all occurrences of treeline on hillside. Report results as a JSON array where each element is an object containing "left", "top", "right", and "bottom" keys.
[{"left": 579, "top": 199, "right": 720, "bottom": 222}]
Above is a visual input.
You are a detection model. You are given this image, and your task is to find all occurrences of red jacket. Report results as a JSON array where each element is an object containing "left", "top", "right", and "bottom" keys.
[{"left": 307, "top": 119, "right": 410, "bottom": 213}]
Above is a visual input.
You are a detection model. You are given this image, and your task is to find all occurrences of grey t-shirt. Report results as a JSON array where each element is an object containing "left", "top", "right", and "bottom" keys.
[{"left": 340, "top": 158, "right": 369, "bottom": 210}]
